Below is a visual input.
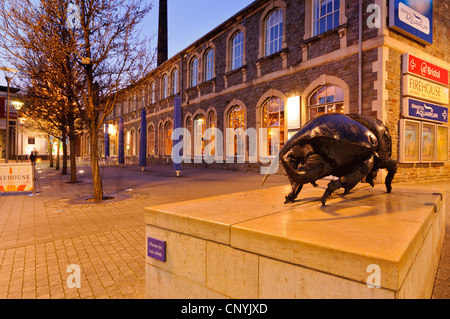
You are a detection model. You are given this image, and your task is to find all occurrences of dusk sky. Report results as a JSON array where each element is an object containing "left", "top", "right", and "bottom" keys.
[
  {"left": 143, "top": 0, "right": 255, "bottom": 59},
  {"left": 0, "top": 0, "right": 255, "bottom": 86}
]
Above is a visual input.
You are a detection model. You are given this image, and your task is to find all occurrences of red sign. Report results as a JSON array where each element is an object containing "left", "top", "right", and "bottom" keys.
[
  {"left": 403, "top": 53, "right": 449, "bottom": 86},
  {"left": 0, "top": 97, "right": 18, "bottom": 119}
]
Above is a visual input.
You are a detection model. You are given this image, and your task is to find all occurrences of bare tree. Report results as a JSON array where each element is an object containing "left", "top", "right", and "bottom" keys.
[{"left": 0, "top": 0, "right": 154, "bottom": 199}]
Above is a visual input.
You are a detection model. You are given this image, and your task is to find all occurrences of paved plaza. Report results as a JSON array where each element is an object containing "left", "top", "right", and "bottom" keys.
[{"left": 0, "top": 162, "right": 448, "bottom": 299}]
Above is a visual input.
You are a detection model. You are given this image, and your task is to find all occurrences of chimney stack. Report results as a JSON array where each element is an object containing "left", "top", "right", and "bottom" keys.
[{"left": 157, "top": 0, "right": 168, "bottom": 66}]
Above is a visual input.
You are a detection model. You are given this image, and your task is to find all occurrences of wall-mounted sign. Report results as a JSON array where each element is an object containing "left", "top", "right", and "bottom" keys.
[
  {"left": 402, "top": 53, "right": 449, "bottom": 86},
  {"left": 389, "top": 0, "right": 433, "bottom": 45},
  {"left": 403, "top": 98, "right": 448, "bottom": 124},
  {"left": 402, "top": 75, "right": 449, "bottom": 105},
  {"left": 147, "top": 237, "right": 166, "bottom": 262},
  {"left": 0, "top": 164, "right": 34, "bottom": 192},
  {"left": 287, "top": 96, "right": 301, "bottom": 130}
]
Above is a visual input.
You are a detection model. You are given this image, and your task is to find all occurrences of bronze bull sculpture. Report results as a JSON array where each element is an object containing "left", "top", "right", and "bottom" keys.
[{"left": 262, "top": 113, "right": 397, "bottom": 205}]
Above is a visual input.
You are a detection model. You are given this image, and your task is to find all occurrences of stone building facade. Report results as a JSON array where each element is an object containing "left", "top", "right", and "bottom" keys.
[{"left": 80, "top": 0, "right": 450, "bottom": 183}]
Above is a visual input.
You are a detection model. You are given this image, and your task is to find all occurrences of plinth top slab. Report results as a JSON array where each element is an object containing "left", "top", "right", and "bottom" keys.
[{"left": 145, "top": 182, "right": 444, "bottom": 290}]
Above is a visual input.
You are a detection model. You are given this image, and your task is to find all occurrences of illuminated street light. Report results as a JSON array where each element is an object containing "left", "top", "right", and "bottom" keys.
[
  {"left": 12, "top": 101, "right": 24, "bottom": 163},
  {"left": 0, "top": 67, "right": 18, "bottom": 163}
]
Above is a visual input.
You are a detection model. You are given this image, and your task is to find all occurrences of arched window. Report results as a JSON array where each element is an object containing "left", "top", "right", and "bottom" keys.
[
  {"left": 185, "top": 116, "right": 193, "bottom": 157},
  {"left": 149, "top": 81, "right": 155, "bottom": 104},
  {"left": 194, "top": 114, "right": 205, "bottom": 156},
  {"left": 158, "top": 123, "right": 164, "bottom": 156},
  {"left": 265, "top": 8, "right": 283, "bottom": 56},
  {"left": 148, "top": 125, "right": 155, "bottom": 156},
  {"left": 228, "top": 106, "right": 246, "bottom": 156},
  {"left": 231, "top": 31, "right": 243, "bottom": 71},
  {"left": 190, "top": 57, "right": 198, "bottom": 87},
  {"left": 208, "top": 111, "right": 216, "bottom": 156},
  {"left": 164, "top": 121, "right": 172, "bottom": 156},
  {"left": 308, "top": 84, "right": 344, "bottom": 120},
  {"left": 204, "top": 48, "right": 214, "bottom": 81},
  {"left": 142, "top": 88, "right": 146, "bottom": 107},
  {"left": 162, "top": 74, "right": 168, "bottom": 99},
  {"left": 171, "top": 69, "right": 178, "bottom": 96},
  {"left": 130, "top": 129, "right": 136, "bottom": 156},
  {"left": 262, "top": 97, "right": 284, "bottom": 156}
]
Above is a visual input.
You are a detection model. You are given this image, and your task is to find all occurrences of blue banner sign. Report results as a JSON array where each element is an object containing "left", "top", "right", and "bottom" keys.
[
  {"left": 404, "top": 98, "right": 448, "bottom": 123},
  {"left": 389, "top": 0, "right": 433, "bottom": 45}
]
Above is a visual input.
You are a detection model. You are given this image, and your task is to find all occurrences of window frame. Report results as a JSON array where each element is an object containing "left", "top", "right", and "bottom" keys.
[
  {"left": 231, "top": 31, "right": 244, "bottom": 71},
  {"left": 265, "top": 8, "right": 284, "bottom": 56},
  {"left": 204, "top": 48, "right": 215, "bottom": 82},
  {"left": 190, "top": 57, "right": 199, "bottom": 87},
  {"left": 312, "top": 0, "right": 341, "bottom": 36}
]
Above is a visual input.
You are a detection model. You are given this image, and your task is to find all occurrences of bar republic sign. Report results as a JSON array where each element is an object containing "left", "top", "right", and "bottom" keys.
[{"left": 389, "top": 0, "right": 433, "bottom": 45}]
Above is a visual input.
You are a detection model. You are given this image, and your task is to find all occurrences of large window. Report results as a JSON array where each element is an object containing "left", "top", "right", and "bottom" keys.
[
  {"left": 185, "top": 116, "right": 193, "bottom": 157},
  {"left": 164, "top": 121, "right": 172, "bottom": 156},
  {"left": 231, "top": 31, "right": 244, "bottom": 71},
  {"left": 208, "top": 111, "right": 216, "bottom": 156},
  {"left": 262, "top": 97, "right": 284, "bottom": 156},
  {"left": 190, "top": 57, "right": 198, "bottom": 87},
  {"left": 162, "top": 74, "right": 168, "bottom": 99},
  {"left": 129, "top": 129, "right": 136, "bottom": 156},
  {"left": 158, "top": 123, "right": 164, "bottom": 156},
  {"left": 148, "top": 125, "right": 155, "bottom": 156},
  {"left": 228, "top": 106, "right": 245, "bottom": 157},
  {"left": 204, "top": 48, "right": 214, "bottom": 81},
  {"left": 194, "top": 114, "right": 205, "bottom": 156},
  {"left": 313, "top": 0, "right": 340, "bottom": 36},
  {"left": 171, "top": 69, "right": 178, "bottom": 96},
  {"left": 149, "top": 81, "right": 155, "bottom": 104},
  {"left": 265, "top": 8, "right": 283, "bottom": 56},
  {"left": 308, "top": 84, "right": 344, "bottom": 120}
]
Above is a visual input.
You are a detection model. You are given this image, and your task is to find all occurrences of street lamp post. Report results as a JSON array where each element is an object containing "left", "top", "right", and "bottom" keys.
[
  {"left": 1, "top": 67, "right": 18, "bottom": 163},
  {"left": 12, "top": 101, "right": 24, "bottom": 163}
]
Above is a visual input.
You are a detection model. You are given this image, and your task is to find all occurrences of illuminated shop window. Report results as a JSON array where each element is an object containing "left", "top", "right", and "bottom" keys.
[
  {"left": 228, "top": 106, "right": 246, "bottom": 156},
  {"left": 148, "top": 125, "right": 155, "bottom": 156},
  {"left": 262, "top": 97, "right": 284, "bottom": 156},
  {"left": 164, "top": 121, "right": 172, "bottom": 156},
  {"left": 308, "top": 84, "right": 344, "bottom": 120},
  {"left": 194, "top": 114, "right": 205, "bottom": 156}
]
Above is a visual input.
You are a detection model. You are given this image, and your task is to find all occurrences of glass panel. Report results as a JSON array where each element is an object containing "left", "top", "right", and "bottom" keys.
[
  {"left": 421, "top": 123, "right": 436, "bottom": 162},
  {"left": 334, "top": 10, "right": 339, "bottom": 28},
  {"left": 310, "top": 107, "right": 318, "bottom": 120},
  {"left": 309, "top": 92, "right": 318, "bottom": 106},
  {"left": 403, "top": 121, "right": 420, "bottom": 162},
  {"left": 318, "top": 106, "right": 326, "bottom": 117},
  {"left": 335, "top": 103, "right": 344, "bottom": 113},
  {"left": 327, "top": 13, "right": 333, "bottom": 31},
  {"left": 437, "top": 126, "right": 449, "bottom": 162}
]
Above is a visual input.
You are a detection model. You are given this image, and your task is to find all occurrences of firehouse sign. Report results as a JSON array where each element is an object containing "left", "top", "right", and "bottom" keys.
[
  {"left": 0, "top": 164, "right": 34, "bottom": 192},
  {"left": 403, "top": 75, "right": 449, "bottom": 105},
  {"left": 403, "top": 53, "right": 449, "bottom": 86}
]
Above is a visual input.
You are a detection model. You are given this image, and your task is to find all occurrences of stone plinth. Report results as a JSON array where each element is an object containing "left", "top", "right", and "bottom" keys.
[{"left": 144, "top": 182, "right": 445, "bottom": 299}]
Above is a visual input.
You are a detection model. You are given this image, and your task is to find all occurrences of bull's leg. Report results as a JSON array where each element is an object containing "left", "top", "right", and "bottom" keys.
[
  {"left": 382, "top": 158, "right": 397, "bottom": 193},
  {"left": 321, "top": 156, "right": 374, "bottom": 206},
  {"left": 282, "top": 154, "right": 333, "bottom": 203},
  {"left": 365, "top": 158, "right": 398, "bottom": 193}
]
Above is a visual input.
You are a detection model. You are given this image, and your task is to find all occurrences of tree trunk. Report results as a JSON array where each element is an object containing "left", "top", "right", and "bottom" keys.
[
  {"left": 48, "top": 135, "right": 53, "bottom": 168},
  {"left": 69, "top": 124, "right": 77, "bottom": 183},
  {"left": 89, "top": 123, "right": 103, "bottom": 201},
  {"left": 62, "top": 132, "right": 68, "bottom": 175},
  {"left": 56, "top": 139, "right": 60, "bottom": 170}
]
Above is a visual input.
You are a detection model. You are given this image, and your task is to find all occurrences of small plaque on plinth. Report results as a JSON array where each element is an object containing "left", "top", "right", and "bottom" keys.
[{"left": 147, "top": 237, "right": 166, "bottom": 262}]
